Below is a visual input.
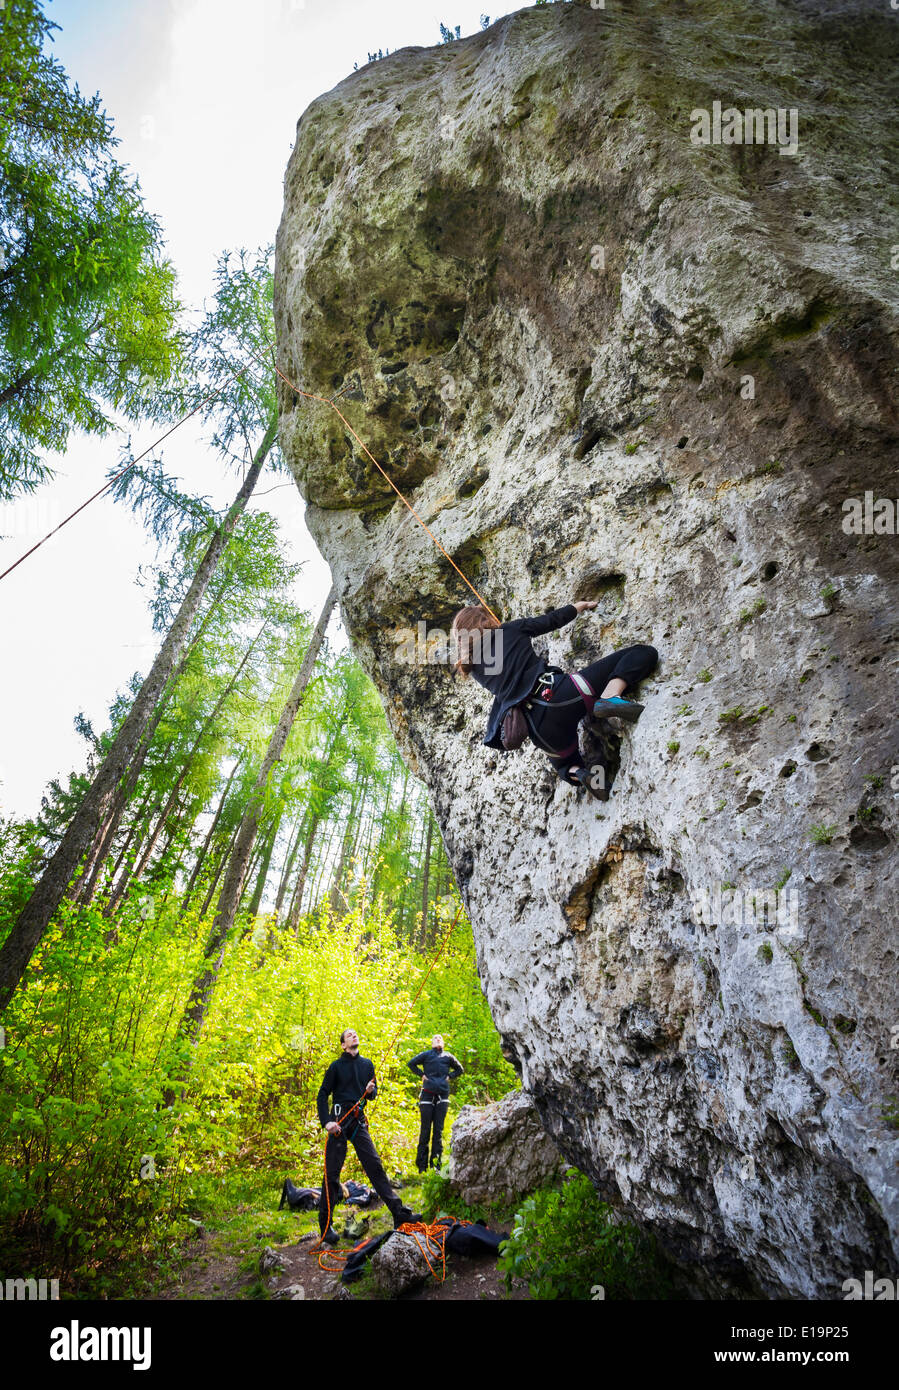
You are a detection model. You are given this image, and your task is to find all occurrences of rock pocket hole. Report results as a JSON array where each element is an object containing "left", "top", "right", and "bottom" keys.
[
  {"left": 805, "top": 743, "right": 828, "bottom": 762},
  {"left": 849, "top": 824, "right": 889, "bottom": 852},
  {"left": 677, "top": 436, "right": 688, "bottom": 449},
  {"left": 573, "top": 427, "right": 603, "bottom": 460},
  {"left": 762, "top": 561, "right": 780, "bottom": 581}
]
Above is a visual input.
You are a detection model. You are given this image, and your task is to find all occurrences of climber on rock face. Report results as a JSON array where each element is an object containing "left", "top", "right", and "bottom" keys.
[{"left": 451, "top": 601, "right": 658, "bottom": 800}]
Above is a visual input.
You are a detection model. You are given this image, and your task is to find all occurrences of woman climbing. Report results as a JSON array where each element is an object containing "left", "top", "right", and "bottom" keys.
[{"left": 451, "top": 601, "right": 657, "bottom": 800}]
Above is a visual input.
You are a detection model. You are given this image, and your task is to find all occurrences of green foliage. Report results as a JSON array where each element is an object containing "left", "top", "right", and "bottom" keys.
[
  {"left": 757, "top": 941, "right": 773, "bottom": 963},
  {"left": 0, "top": 0, "right": 181, "bottom": 498},
  {"left": 808, "top": 823, "right": 836, "bottom": 845},
  {"left": 0, "top": 878, "right": 513, "bottom": 1293},
  {"left": 738, "top": 598, "right": 766, "bottom": 626},
  {"left": 696, "top": 668, "right": 712, "bottom": 683},
  {"left": 498, "top": 1173, "right": 675, "bottom": 1300},
  {"left": 666, "top": 741, "right": 680, "bottom": 755},
  {"left": 419, "top": 1163, "right": 490, "bottom": 1225}
]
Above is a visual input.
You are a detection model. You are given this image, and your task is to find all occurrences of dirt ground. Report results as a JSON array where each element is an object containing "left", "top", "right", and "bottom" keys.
[{"left": 153, "top": 1197, "right": 529, "bottom": 1302}]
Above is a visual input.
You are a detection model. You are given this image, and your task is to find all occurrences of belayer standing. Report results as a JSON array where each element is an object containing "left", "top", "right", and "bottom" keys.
[
  {"left": 316, "top": 1028, "right": 419, "bottom": 1244},
  {"left": 408, "top": 1034, "right": 464, "bottom": 1173},
  {"left": 451, "top": 600, "right": 658, "bottom": 800}
]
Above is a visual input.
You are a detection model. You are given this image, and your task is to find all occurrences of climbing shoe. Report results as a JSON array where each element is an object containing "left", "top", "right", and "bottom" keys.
[
  {"left": 592, "top": 696, "right": 644, "bottom": 723},
  {"left": 320, "top": 1227, "right": 341, "bottom": 1246},
  {"left": 572, "top": 765, "right": 610, "bottom": 802}
]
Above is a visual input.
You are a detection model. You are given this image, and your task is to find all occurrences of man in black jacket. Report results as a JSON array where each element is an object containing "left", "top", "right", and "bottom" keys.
[
  {"left": 316, "top": 1028, "right": 417, "bottom": 1242},
  {"left": 408, "top": 1034, "right": 464, "bottom": 1173}
]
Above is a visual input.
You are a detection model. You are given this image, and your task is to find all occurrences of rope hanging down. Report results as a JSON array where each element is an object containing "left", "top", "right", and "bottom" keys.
[
  {"left": 266, "top": 353, "right": 501, "bottom": 625},
  {"left": 313, "top": 903, "right": 465, "bottom": 1273},
  {"left": 0, "top": 370, "right": 247, "bottom": 585}
]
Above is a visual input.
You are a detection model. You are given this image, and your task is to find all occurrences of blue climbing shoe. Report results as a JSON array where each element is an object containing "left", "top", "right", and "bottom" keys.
[{"left": 592, "top": 697, "right": 644, "bottom": 723}]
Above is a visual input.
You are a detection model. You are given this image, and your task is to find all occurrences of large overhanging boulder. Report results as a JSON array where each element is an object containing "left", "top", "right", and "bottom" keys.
[{"left": 274, "top": 1, "right": 899, "bottom": 1297}]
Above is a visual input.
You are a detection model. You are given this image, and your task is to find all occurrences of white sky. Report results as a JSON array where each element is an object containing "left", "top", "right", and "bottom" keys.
[{"left": 0, "top": 0, "right": 519, "bottom": 819}]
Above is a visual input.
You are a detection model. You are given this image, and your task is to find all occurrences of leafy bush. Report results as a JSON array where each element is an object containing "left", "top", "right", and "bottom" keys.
[
  {"left": 498, "top": 1172, "right": 675, "bottom": 1300},
  {"left": 418, "top": 1162, "right": 490, "bottom": 1225}
]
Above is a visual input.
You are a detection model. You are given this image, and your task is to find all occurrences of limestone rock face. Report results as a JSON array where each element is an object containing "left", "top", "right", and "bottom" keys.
[
  {"left": 450, "top": 1091, "right": 565, "bottom": 1207},
  {"left": 275, "top": 1, "right": 899, "bottom": 1297}
]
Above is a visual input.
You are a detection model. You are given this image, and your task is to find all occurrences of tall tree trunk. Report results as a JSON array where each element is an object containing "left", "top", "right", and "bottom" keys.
[
  {"left": 287, "top": 814, "right": 320, "bottom": 932},
  {"left": 419, "top": 813, "right": 433, "bottom": 950},
  {"left": 0, "top": 418, "right": 277, "bottom": 1013},
  {"left": 174, "top": 586, "right": 336, "bottom": 1055},
  {"left": 199, "top": 819, "right": 241, "bottom": 919},
  {"left": 273, "top": 816, "right": 303, "bottom": 922},
  {"left": 180, "top": 754, "right": 244, "bottom": 916},
  {"left": 103, "top": 627, "right": 266, "bottom": 919},
  {"left": 247, "top": 817, "right": 280, "bottom": 919}
]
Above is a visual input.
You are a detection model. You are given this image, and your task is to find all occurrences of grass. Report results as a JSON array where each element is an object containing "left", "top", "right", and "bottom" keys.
[
  {"left": 697, "top": 668, "right": 712, "bottom": 683},
  {"left": 719, "top": 706, "right": 744, "bottom": 723},
  {"left": 775, "top": 868, "right": 791, "bottom": 891},
  {"left": 738, "top": 598, "right": 767, "bottom": 626},
  {"left": 809, "top": 823, "right": 837, "bottom": 845},
  {"left": 864, "top": 774, "right": 884, "bottom": 790},
  {"left": 757, "top": 942, "right": 773, "bottom": 964},
  {"left": 695, "top": 746, "right": 710, "bottom": 760},
  {"left": 880, "top": 1097, "right": 899, "bottom": 1132},
  {"left": 667, "top": 740, "right": 680, "bottom": 755},
  {"left": 675, "top": 702, "right": 693, "bottom": 717},
  {"left": 820, "top": 581, "right": 837, "bottom": 600}
]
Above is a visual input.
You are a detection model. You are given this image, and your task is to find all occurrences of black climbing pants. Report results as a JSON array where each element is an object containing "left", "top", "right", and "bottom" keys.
[
  {"left": 319, "top": 1121, "right": 403, "bottom": 1233},
  {"left": 416, "top": 1089, "right": 449, "bottom": 1172},
  {"left": 525, "top": 644, "right": 658, "bottom": 784}
]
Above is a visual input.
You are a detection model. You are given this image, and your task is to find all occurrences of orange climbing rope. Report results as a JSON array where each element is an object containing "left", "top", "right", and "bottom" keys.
[
  {"left": 263, "top": 352, "right": 501, "bottom": 625},
  {"left": 311, "top": 904, "right": 467, "bottom": 1271}
]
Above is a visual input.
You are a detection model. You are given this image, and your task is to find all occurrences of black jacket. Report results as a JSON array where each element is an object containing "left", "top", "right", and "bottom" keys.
[
  {"left": 408, "top": 1048, "right": 464, "bottom": 1098},
  {"left": 317, "top": 1051, "right": 378, "bottom": 1133},
  {"left": 470, "top": 605, "right": 578, "bottom": 750}
]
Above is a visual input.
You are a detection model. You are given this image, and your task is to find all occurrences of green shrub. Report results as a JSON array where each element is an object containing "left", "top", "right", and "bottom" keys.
[
  {"left": 419, "top": 1163, "right": 489, "bottom": 1224},
  {"left": 497, "top": 1172, "right": 675, "bottom": 1300}
]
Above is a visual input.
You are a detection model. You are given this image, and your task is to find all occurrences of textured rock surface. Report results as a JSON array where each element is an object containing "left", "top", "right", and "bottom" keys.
[
  {"left": 275, "top": 1, "right": 899, "bottom": 1296},
  {"left": 370, "top": 1231, "right": 433, "bottom": 1296},
  {"left": 450, "top": 1090, "right": 565, "bottom": 1206}
]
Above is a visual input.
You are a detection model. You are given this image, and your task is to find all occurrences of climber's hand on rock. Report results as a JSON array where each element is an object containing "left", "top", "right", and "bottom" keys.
[{"left": 574, "top": 600, "right": 598, "bottom": 613}]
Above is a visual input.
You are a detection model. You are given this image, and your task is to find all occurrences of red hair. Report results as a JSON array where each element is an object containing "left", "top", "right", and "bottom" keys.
[{"left": 451, "top": 605, "right": 500, "bottom": 678}]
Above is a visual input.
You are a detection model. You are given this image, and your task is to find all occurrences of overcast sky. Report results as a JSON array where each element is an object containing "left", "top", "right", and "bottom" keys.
[{"left": 0, "top": 0, "right": 519, "bottom": 819}]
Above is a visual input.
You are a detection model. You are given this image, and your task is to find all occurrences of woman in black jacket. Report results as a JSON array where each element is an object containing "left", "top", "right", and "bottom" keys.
[
  {"left": 451, "top": 600, "right": 657, "bottom": 799},
  {"left": 408, "top": 1034, "right": 464, "bottom": 1173}
]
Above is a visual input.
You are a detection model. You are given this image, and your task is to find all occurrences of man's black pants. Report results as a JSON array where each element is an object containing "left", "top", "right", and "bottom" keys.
[
  {"left": 319, "top": 1121, "right": 403, "bottom": 1233},
  {"left": 416, "top": 1089, "right": 449, "bottom": 1172}
]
